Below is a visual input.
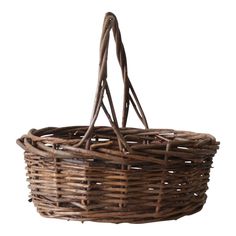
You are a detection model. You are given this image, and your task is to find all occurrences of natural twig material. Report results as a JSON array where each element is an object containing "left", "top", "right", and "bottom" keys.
[{"left": 17, "top": 12, "right": 220, "bottom": 223}]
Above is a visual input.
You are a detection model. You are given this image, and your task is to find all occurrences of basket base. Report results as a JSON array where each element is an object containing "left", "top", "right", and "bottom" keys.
[{"left": 36, "top": 203, "right": 205, "bottom": 223}]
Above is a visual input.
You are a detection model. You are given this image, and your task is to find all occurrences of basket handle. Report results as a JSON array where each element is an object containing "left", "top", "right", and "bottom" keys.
[{"left": 75, "top": 12, "right": 148, "bottom": 151}]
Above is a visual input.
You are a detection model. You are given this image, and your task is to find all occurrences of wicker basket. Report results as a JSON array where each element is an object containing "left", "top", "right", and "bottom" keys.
[{"left": 17, "top": 12, "right": 220, "bottom": 224}]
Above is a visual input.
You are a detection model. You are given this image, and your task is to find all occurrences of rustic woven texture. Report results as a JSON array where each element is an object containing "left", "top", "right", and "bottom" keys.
[{"left": 17, "top": 12, "right": 220, "bottom": 223}]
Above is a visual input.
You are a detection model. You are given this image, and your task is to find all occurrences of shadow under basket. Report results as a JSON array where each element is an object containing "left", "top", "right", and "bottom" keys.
[{"left": 17, "top": 12, "right": 220, "bottom": 224}]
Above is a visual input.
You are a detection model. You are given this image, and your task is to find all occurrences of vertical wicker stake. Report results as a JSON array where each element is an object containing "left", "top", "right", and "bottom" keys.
[
  {"left": 156, "top": 139, "right": 170, "bottom": 213},
  {"left": 17, "top": 12, "right": 220, "bottom": 223},
  {"left": 53, "top": 144, "right": 60, "bottom": 208}
]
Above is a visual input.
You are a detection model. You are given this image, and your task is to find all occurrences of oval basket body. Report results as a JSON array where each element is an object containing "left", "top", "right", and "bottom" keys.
[{"left": 18, "top": 126, "right": 219, "bottom": 223}]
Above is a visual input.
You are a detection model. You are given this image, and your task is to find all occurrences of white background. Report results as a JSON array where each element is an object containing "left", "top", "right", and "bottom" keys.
[{"left": 0, "top": 0, "right": 235, "bottom": 235}]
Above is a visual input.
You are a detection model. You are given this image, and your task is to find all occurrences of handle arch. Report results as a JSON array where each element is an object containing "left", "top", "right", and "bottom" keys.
[{"left": 75, "top": 12, "right": 148, "bottom": 151}]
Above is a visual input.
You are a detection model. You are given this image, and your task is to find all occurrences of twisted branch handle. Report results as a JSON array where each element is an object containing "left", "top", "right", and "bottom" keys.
[{"left": 76, "top": 12, "right": 148, "bottom": 151}]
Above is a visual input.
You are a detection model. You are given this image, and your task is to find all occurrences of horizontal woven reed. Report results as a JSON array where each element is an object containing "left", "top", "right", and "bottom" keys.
[{"left": 17, "top": 12, "right": 220, "bottom": 224}]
